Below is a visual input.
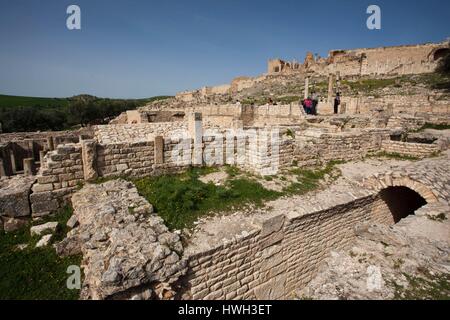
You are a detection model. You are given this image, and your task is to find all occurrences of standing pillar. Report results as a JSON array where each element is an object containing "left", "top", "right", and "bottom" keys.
[
  {"left": 0, "top": 145, "right": 13, "bottom": 176},
  {"left": 304, "top": 77, "right": 310, "bottom": 99},
  {"left": 10, "top": 150, "right": 17, "bottom": 174},
  {"left": 154, "top": 136, "right": 164, "bottom": 165},
  {"left": 81, "top": 139, "right": 98, "bottom": 182},
  {"left": 0, "top": 159, "right": 6, "bottom": 177},
  {"left": 188, "top": 113, "right": 203, "bottom": 166},
  {"left": 26, "top": 140, "right": 35, "bottom": 160},
  {"left": 47, "top": 137, "right": 55, "bottom": 151},
  {"left": 23, "top": 158, "right": 35, "bottom": 176},
  {"left": 327, "top": 74, "right": 335, "bottom": 104},
  {"left": 39, "top": 150, "right": 46, "bottom": 164}
]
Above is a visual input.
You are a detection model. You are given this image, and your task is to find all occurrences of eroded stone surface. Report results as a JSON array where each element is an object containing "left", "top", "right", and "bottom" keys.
[
  {"left": 58, "top": 179, "right": 186, "bottom": 300},
  {"left": 0, "top": 176, "right": 35, "bottom": 218}
]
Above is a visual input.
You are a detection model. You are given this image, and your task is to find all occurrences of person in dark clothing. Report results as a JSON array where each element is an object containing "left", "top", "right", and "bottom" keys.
[
  {"left": 303, "top": 97, "right": 313, "bottom": 115},
  {"left": 334, "top": 93, "right": 341, "bottom": 114},
  {"left": 311, "top": 92, "right": 319, "bottom": 115}
]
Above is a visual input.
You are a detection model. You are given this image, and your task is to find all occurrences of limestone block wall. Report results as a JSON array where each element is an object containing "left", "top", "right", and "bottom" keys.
[
  {"left": 30, "top": 144, "right": 84, "bottom": 217},
  {"left": 294, "top": 129, "right": 387, "bottom": 165},
  {"left": 343, "top": 94, "right": 450, "bottom": 117},
  {"left": 184, "top": 194, "right": 394, "bottom": 300},
  {"left": 387, "top": 116, "right": 426, "bottom": 130},
  {"left": 381, "top": 140, "right": 440, "bottom": 158},
  {"left": 94, "top": 123, "right": 187, "bottom": 145},
  {"left": 252, "top": 104, "right": 305, "bottom": 126}
]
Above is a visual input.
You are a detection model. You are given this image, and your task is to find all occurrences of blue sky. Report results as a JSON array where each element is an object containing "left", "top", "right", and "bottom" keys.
[{"left": 0, "top": 0, "right": 449, "bottom": 98}]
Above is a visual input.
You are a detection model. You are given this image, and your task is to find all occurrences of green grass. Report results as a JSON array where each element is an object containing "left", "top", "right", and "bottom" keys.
[
  {"left": 283, "top": 161, "right": 342, "bottom": 195},
  {"left": 419, "top": 123, "right": 450, "bottom": 131},
  {"left": 0, "top": 206, "right": 82, "bottom": 300},
  {"left": 390, "top": 272, "right": 450, "bottom": 300},
  {"left": 133, "top": 167, "right": 281, "bottom": 230},
  {"left": 342, "top": 78, "right": 397, "bottom": 92},
  {"left": 368, "top": 151, "right": 420, "bottom": 161},
  {"left": 132, "top": 163, "right": 343, "bottom": 230}
]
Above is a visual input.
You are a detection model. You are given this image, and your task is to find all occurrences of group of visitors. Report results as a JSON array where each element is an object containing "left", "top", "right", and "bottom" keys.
[
  {"left": 301, "top": 93, "right": 319, "bottom": 115},
  {"left": 300, "top": 92, "right": 341, "bottom": 116}
]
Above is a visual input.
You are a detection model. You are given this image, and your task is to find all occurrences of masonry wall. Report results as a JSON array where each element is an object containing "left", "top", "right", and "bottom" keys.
[
  {"left": 30, "top": 144, "right": 84, "bottom": 216},
  {"left": 294, "top": 129, "right": 388, "bottom": 165},
  {"left": 381, "top": 140, "right": 440, "bottom": 158},
  {"left": 184, "top": 194, "right": 394, "bottom": 300}
]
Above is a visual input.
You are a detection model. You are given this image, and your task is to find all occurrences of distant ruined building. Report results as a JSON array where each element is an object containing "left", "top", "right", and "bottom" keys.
[
  {"left": 175, "top": 40, "right": 450, "bottom": 103},
  {"left": 268, "top": 41, "right": 450, "bottom": 77}
]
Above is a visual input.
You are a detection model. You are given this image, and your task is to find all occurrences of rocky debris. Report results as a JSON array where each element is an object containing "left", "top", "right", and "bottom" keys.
[
  {"left": 297, "top": 203, "right": 450, "bottom": 300},
  {"left": 30, "top": 222, "right": 59, "bottom": 236},
  {"left": 66, "top": 215, "right": 79, "bottom": 229},
  {"left": 57, "top": 179, "right": 187, "bottom": 300},
  {"left": 0, "top": 176, "right": 36, "bottom": 231},
  {"left": 15, "top": 244, "right": 29, "bottom": 251},
  {"left": 198, "top": 170, "right": 229, "bottom": 186},
  {"left": 36, "top": 234, "right": 52, "bottom": 248},
  {"left": 2, "top": 216, "right": 28, "bottom": 233}
]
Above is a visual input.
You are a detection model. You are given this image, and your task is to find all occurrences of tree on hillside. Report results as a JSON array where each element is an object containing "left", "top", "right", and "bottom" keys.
[{"left": 436, "top": 51, "right": 450, "bottom": 75}]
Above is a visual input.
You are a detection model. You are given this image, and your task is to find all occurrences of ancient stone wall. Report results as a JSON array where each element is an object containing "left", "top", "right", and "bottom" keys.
[
  {"left": 94, "top": 123, "right": 187, "bottom": 145},
  {"left": 294, "top": 129, "right": 389, "bottom": 165},
  {"left": 184, "top": 193, "right": 394, "bottom": 300},
  {"left": 342, "top": 94, "right": 450, "bottom": 117},
  {"left": 30, "top": 144, "right": 84, "bottom": 217},
  {"left": 381, "top": 140, "right": 440, "bottom": 158}
]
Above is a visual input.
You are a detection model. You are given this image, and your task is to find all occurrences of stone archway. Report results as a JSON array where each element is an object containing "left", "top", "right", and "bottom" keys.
[
  {"left": 363, "top": 174, "right": 439, "bottom": 205},
  {"left": 379, "top": 186, "right": 427, "bottom": 223}
]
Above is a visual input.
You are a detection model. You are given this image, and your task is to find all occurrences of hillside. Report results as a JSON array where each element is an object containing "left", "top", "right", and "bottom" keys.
[{"left": 0, "top": 94, "right": 172, "bottom": 133}]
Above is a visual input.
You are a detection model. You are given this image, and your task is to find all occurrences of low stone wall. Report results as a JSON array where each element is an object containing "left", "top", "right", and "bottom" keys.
[
  {"left": 94, "top": 123, "right": 187, "bottom": 145},
  {"left": 183, "top": 193, "right": 394, "bottom": 300},
  {"left": 294, "top": 129, "right": 389, "bottom": 165},
  {"left": 381, "top": 140, "right": 440, "bottom": 158},
  {"left": 30, "top": 144, "right": 84, "bottom": 217}
]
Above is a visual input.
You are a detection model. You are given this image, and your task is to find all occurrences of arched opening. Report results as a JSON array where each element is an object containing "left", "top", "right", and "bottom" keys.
[
  {"left": 432, "top": 48, "right": 450, "bottom": 61},
  {"left": 379, "top": 186, "right": 427, "bottom": 223}
]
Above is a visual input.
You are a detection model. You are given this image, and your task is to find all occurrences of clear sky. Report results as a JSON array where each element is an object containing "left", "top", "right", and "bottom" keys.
[{"left": 0, "top": 0, "right": 449, "bottom": 98}]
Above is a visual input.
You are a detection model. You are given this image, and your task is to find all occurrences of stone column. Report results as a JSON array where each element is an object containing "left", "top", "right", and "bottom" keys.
[
  {"left": 10, "top": 151, "right": 17, "bottom": 174},
  {"left": 304, "top": 77, "right": 310, "bottom": 99},
  {"left": 0, "top": 159, "right": 6, "bottom": 177},
  {"left": 47, "top": 137, "right": 55, "bottom": 151},
  {"left": 81, "top": 139, "right": 98, "bottom": 182},
  {"left": 0, "top": 145, "right": 13, "bottom": 176},
  {"left": 23, "top": 158, "right": 35, "bottom": 176},
  {"left": 154, "top": 136, "right": 164, "bottom": 165},
  {"left": 26, "top": 140, "right": 35, "bottom": 160},
  {"left": 188, "top": 113, "right": 203, "bottom": 166},
  {"left": 39, "top": 150, "right": 46, "bottom": 164},
  {"left": 328, "top": 74, "right": 335, "bottom": 104}
]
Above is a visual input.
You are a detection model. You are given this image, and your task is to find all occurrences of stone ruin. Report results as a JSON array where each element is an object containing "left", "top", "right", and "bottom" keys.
[{"left": 1, "top": 40, "right": 449, "bottom": 300}]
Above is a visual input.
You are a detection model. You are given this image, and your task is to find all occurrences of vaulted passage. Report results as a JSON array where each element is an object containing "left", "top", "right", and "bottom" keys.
[{"left": 379, "top": 187, "right": 427, "bottom": 223}]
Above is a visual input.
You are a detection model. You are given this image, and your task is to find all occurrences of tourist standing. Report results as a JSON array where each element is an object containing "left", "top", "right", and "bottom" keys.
[
  {"left": 303, "top": 97, "right": 313, "bottom": 115},
  {"left": 312, "top": 92, "right": 319, "bottom": 115},
  {"left": 334, "top": 93, "right": 341, "bottom": 114}
]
